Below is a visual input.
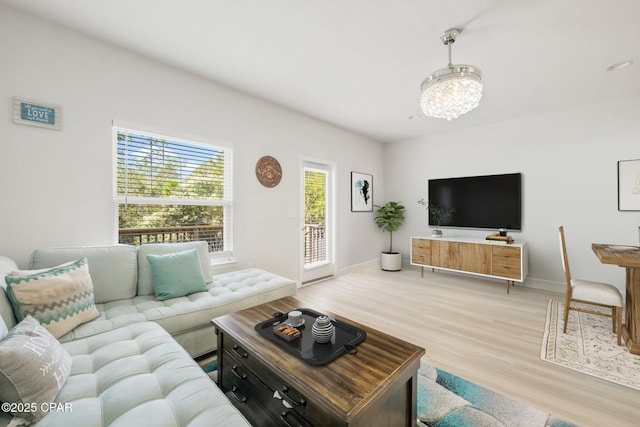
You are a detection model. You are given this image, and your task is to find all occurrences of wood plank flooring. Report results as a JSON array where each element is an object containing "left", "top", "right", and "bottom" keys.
[{"left": 295, "top": 264, "right": 640, "bottom": 427}]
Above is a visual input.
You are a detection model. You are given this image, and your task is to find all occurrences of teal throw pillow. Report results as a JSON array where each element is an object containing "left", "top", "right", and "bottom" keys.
[{"left": 146, "top": 248, "right": 208, "bottom": 301}]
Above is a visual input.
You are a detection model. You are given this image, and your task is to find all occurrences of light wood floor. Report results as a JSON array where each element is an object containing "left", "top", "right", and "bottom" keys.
[{"left": 295, "top": 264, "right": 640, "bottom": 427}]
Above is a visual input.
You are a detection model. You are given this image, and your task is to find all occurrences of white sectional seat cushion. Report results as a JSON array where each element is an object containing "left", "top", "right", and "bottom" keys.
[
  {"left": 56, "top": 268, "right": 297, "bottom": 343},
  {"left": 33, "top": 322, "right": 249, "bottom": 427},
  {"left": 30, "top": 246, "right": 137, "bottom": 304}
]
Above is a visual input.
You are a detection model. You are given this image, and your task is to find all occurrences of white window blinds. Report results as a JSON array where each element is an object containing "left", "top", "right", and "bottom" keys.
[{"left": 114, "top": 127, "right": 233, "bottom": 253}]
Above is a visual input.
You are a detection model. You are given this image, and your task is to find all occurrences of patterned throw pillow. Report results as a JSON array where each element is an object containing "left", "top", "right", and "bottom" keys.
[
  {"left": 4, "top": 258, "right": 100, "bottom": 338},
  {"left": 0, "top": 316, "right": 72, "bottom": 424}
]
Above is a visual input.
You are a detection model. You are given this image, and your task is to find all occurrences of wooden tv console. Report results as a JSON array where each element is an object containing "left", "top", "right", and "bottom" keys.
[{"left": 410, "top": 236, "right": 528, "bottom": 293}]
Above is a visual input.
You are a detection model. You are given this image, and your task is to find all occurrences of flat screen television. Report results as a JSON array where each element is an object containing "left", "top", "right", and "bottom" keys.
[{"left": 428, "top": 173, "right": 522, "bottom": 231}]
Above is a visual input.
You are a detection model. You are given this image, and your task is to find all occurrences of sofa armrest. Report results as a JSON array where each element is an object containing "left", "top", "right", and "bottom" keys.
[{"left": 0, "top": 256, "right": 19, "bottom": 330}]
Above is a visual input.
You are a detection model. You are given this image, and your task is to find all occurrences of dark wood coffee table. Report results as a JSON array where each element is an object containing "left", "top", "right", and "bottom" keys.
[{"left": 212, "top": 297, "right": 425, "bottom": 427}]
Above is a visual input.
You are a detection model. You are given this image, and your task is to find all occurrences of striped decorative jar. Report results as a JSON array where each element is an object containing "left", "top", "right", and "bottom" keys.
[{"left": 311, "top": 315, "right": 334, "bottom": 344}]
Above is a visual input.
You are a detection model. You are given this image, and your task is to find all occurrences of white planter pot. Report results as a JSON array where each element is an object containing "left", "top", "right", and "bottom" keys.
[{"left": 380, "top": 252, "right": 402, "bottom": 271}]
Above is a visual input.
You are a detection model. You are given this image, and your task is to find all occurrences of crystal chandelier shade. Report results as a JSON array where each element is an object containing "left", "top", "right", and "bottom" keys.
[{"left": 420, "top": 29, "right": 483, "bottom": 120}]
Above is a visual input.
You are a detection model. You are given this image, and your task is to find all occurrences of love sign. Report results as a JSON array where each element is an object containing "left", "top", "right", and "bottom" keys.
[{"left": 13, "top": 97, "right": 62, "bottom": 130}]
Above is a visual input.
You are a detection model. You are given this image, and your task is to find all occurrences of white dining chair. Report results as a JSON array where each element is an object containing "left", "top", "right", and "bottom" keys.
[{"left": 558, "top": 226, "right": 623, "bottom": 345}]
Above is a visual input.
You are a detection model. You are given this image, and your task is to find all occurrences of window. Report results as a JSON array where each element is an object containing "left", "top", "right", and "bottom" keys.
[{"left": 113, "top": 127, "right": 232, "bottom": 256}]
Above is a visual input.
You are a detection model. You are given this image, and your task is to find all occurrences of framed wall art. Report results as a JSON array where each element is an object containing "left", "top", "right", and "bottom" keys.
[
  {"left": 618, "top": 159, "right": 640, "bottom": 211},
  {"left": 351, "top": 172, "right": 373, "bottom": 212}
]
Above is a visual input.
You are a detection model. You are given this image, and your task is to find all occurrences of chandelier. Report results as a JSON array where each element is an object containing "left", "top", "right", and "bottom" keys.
[{"left": 420, "top": 28, "right": 482, "bottom": 120}]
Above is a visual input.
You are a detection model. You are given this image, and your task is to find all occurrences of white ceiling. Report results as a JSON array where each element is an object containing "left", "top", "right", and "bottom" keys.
[{"left": 2, "top": 0, "right": 639, "bottom": 142}]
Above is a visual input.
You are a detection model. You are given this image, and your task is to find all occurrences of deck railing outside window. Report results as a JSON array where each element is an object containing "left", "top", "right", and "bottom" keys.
[
  {"left": 304, "top": 224, "right": 326, "bottom": 265},
  {"left": 119, "top": 225, "right": 223, "bottom": 252},
  {"left": 121, "top": 224, "right": 323, "bottom": 260}
]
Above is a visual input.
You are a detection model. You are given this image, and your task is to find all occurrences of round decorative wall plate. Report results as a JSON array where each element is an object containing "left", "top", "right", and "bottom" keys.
[{"left": 255, "top": 155, "right": 282, "bottom": 188}]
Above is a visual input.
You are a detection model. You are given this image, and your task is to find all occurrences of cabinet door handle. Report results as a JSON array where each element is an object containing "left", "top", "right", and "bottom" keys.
[
  {"left": 232, "top": 344, "right": 248, "bottom": 359},
  {"left": 230, "top": 385, "right": 248, "bottom": 403},
  {"left": 231, "top": 365, "right": 248, "bottom": 380},
  {"left": 281, "top": 385, "right": 306, "bottom": 407}
]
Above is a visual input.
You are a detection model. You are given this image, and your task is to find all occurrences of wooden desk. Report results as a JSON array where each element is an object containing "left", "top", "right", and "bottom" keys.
[{"left": 592, "top": 243, "right": 640, "bottom": 354}]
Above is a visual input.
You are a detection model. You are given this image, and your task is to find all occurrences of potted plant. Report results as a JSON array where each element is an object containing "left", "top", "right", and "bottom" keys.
[
  {"left": 418, "top": 199, "right": 455, "bottom": 237},
  {"left": 373, "top": 201, "right": 406, "bottom": 271}
]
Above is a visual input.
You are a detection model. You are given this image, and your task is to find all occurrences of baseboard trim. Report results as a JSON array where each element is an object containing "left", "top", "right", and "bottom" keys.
[
  {"left": 337, "top": 258, "right": 378, "bottom": 276},
  {"left": 302, "top": 275, "right": 335, "bottom": 286},
  {"left": 521, "top": 277, "right": 564, "bottom": 293}
]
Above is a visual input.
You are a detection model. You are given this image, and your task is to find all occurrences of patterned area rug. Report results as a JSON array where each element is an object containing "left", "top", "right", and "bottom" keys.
[
  {"left": 416, "top": 363, "right": 576, "bottom": 427},
  {"left": 200, "top": 350, "right": 576, "bottom": 426},
  {"left": 541, "top": 299, "right": 640, "bottom": 391},
  {"left": 201, "top": 359, "right": 218, "bottom": 382}
]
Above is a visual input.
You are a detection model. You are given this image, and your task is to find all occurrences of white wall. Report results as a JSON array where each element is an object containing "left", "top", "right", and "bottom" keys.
[
  {"left": 3, "top": 5, "right": 638, "bottom": 292},
  {"left": 385, "top": 96, "right": 640, "bottom": 293},
  {"left": 0, "top": 6, "right": 385, "bottom": 281}
]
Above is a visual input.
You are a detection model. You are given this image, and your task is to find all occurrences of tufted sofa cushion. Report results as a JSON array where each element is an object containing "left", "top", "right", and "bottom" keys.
[
  {"left": 30, "top": 246, "right": 138, "bottom": 304},
  {"left": 56, "top": 268, "right": 297, "bottom": 353},
  {"left": 29, "top": 322, "right": 250, "bottom": 427}
]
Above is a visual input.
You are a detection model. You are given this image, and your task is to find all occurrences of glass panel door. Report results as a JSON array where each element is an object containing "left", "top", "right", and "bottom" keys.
[{"left": 301, "top": 161, "right": 335, "bottom": 283}]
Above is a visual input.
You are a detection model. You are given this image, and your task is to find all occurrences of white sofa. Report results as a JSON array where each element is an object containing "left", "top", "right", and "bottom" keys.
[
  {"left": 23, "top": 242, "right": 297, "bottom": 357},
  {"left": 0, "top": 242, "right": 297, "bottom": 426}
]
